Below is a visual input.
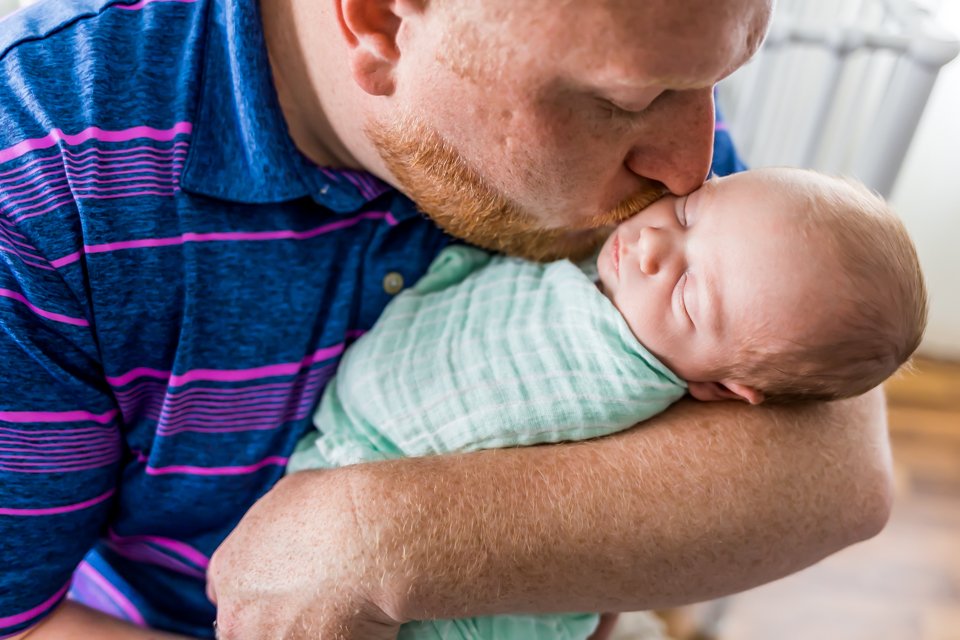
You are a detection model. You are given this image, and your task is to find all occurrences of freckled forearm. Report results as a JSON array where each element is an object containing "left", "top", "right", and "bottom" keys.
[{"left": 345, "top": 389, "right": 892, "bottom": 620}]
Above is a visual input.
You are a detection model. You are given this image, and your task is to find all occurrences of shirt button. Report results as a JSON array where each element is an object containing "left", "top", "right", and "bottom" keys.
[{"left": 383, "top": 272, "right": 405, "bottom": 295}]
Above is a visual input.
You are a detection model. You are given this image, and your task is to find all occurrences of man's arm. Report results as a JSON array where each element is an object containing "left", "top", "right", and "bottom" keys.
[
  {"left": 9, "top": 601, "right": 195, "bottom": 640},
  {"left": 209, "top": 389, "right": 892, "bottom": 638}
]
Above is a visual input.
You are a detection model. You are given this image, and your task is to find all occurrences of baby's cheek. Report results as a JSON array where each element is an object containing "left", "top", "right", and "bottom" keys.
[{"left": 619, "top": 298, "right": 655, "bottom": 345}]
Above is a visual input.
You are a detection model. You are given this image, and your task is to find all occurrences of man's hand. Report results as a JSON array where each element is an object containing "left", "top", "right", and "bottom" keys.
[{"left": 207, "top": 470, "right": 403, "bottom": 640}]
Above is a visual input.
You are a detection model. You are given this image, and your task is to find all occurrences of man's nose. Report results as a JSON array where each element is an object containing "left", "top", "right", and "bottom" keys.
[
  {"left": 638, "top": 226, "right": 672, "bottom": 276},
  {"left": 624, "top": 87, "right": 716, "bottom": 196}
]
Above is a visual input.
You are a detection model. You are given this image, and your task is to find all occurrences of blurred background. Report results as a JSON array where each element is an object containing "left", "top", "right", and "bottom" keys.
[{"left": 2, "top": 0, "right": 957, "bottom": 638}]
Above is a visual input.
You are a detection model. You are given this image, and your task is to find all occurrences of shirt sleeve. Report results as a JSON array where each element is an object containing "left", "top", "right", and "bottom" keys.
[{"left": 0, "top": 207, "right": 122, "bottom": 637}]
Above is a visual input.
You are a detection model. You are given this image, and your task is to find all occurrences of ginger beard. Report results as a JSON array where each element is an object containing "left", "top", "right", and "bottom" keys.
[{"left": 367, "top": 114, "right": 669, "bottom": 262}]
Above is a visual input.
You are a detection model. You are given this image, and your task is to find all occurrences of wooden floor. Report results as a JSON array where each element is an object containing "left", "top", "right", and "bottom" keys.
[{"left": 654, "top": 357, "right": 960, "bottom": 640}]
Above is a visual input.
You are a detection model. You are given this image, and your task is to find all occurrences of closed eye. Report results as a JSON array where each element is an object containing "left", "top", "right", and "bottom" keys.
[
  {"left": 598, "top": 98, "right": 636, "bottom": 120},
  {"left": 676, "top": 272, "right": 694, "bottom": 327},
  {"left": 597, "top": 94, "right": 659, "bottom": 120}
]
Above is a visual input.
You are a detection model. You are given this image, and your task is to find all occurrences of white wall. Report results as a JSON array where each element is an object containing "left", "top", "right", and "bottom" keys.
[{"left": 890, "top": 1, "right": 960, "bottom": 359}]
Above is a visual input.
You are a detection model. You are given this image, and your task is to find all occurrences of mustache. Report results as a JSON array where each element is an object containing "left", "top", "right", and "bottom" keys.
[
  {"left": 366, "top": 111, "right": 673, "bottom": 261},
  {"left": 583, "top": 181, "right": 671, "bottom": 230}
]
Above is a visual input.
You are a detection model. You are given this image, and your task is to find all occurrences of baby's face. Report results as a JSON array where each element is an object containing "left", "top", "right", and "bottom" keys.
[{"left": 597, "top": 171, "right": 837, "bottom": 390}]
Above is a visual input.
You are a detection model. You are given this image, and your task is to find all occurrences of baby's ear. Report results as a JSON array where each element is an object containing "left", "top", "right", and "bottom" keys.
[{"left": 687, "top": 381, "right": 765, "bottom": 405}]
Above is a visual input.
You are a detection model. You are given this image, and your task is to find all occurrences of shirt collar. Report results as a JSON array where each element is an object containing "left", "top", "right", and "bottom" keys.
[{"left": 179, "top": 0, "right": 393, "bottom": 213}]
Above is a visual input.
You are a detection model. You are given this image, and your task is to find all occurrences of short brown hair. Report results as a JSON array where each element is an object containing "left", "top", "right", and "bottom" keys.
[{"left": 719, "top": 168, "right": 928, "bottom": 403}]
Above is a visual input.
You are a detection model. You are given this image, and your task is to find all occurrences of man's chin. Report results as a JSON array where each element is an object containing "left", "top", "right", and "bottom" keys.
[{"left": 430, "top": 217, "right": 613, "bottom": 263}]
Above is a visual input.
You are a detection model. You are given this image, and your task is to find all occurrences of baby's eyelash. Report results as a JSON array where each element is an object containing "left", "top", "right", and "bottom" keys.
[{"left": 678, "top": 273, "right": 693, "bottom": 325}]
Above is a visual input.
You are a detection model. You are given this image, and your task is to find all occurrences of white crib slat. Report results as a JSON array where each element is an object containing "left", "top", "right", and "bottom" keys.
[
  {"left": 800, "top": 29, "right": 853, "bottom": 168},
  {"left": 759, "top": 47, "right": 803, "bottom": 166},
  {"left": 730, "top": 35, "right": 787, "bottom": 160},
  {"left": 853, "top": 47, "right": 954, "bottom": 195},
  {"left": 717, "top": 0, "right": 958, "bottom": 196}
]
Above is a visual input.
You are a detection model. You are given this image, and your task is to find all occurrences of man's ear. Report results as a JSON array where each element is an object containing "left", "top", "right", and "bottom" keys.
[
  {"left": 336, "top": 0, "right": 420, "bottom": 96},
  {"left": 687, "top": 381, "right": 765, "bottom": 405}
]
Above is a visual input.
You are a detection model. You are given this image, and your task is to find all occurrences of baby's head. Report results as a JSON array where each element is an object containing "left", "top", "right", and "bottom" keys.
[{"left": 596, "top": 167, "right": 928, "bottom": 404}]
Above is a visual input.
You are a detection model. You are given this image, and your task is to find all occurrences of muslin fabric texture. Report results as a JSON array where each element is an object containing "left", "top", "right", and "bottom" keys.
[{"left": 288, "top": 245, "right": 687, "bottom": 640}]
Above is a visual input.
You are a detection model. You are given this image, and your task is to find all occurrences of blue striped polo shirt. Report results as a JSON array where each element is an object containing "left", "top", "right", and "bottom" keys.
[
  {"left": 0, "top": 0, "right": 452, "bottom": 636},
  {"left": 0, "top": 0, "right": 744, "bottom": 637}
]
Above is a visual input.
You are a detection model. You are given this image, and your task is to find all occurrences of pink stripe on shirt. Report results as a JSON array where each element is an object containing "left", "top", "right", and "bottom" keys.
[
  {"left": 107, "top": 529, "right": 210, "bottom": 570},
  {"left": 0, "top": 123, "right": 192, "bottom": 165},
  {"left": 113, "top": 0, "right": 200, "bottom": 11},
  {"left": 0, "top": 288, "right": 89, "bottom": 327},
  {"left": 106, "top": 344, "right": 346, "bottom": 387},
  {"left": 144, "top": 455, "right": 288, "bottom": 476},
  {"left": 0, "top": 488, "right": 114, "bottom": 517},
  {"left": 0, "top": 408, "right": 117, "bottom": 424},
  {"left": 0, "top": 583, "right": 69, "bottom": 627},
  {"left": 51, "top": 211, "right": 390, "bottom": 268},
  {"left": 75, "top": 561, "right": 146, "bottom": 627}
]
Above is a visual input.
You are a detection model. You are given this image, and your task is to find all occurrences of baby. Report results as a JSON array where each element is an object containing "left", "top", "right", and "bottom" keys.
[
  {"left": 595, "top": 166, "right": 928, "bottom": 404},
  {"left": 287, "top": 167, "right": 928, "bottom": 640}
]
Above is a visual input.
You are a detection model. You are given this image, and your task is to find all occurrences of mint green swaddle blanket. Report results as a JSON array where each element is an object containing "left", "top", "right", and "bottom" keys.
[{"left": 288, "top": 245, "right": 686, "bottom": 640}]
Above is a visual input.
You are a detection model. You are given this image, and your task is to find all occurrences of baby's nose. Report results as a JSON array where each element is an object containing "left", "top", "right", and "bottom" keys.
[{"left": 638, "top": 227, "right": 667, "bottom": 275}]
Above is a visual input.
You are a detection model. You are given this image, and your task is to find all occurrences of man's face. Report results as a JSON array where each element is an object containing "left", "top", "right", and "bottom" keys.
[{"left": 369, "top": 0, "right": 771, "bottom": 260}]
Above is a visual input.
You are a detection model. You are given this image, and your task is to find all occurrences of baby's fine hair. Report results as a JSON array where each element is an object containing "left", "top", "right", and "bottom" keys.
[{"left": 721, "top": 167, "right": 928, "bottom": 403}]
